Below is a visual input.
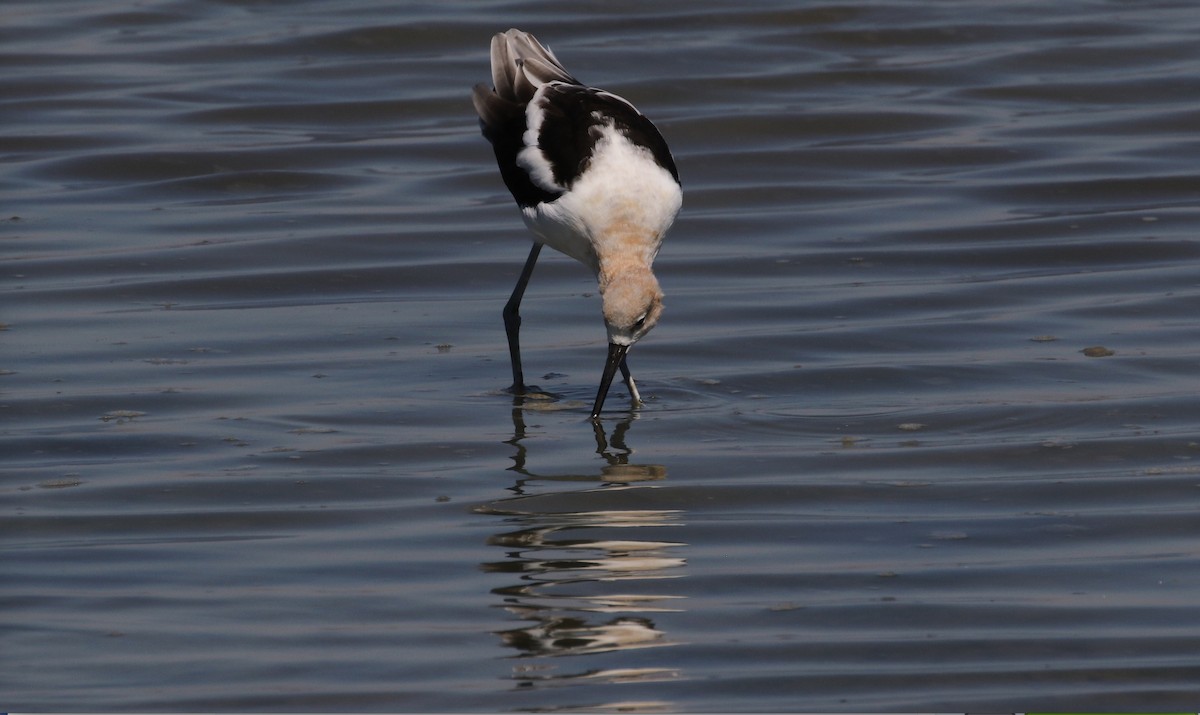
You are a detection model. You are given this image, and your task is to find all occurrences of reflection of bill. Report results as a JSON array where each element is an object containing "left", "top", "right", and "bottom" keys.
[{"left": 477, "top": 414, "right": 687, "bottom": 691}]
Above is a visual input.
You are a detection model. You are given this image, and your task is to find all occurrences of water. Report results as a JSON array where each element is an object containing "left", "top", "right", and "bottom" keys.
[{"left": 3, "top": 1, "right": 1199, "bottom": 711}]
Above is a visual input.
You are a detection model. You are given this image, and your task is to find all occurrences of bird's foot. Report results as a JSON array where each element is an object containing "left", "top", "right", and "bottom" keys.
[{"left": 506, "top": 383, "right": 558, "bottom": 401}]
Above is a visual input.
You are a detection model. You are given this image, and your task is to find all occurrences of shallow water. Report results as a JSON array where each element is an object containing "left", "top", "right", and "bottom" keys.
[{"left": 3, "top": 0, "right": 1199, "bottom": 711}]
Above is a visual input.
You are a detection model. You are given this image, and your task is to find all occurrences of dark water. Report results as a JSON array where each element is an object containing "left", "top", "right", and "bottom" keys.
[{"left": 3, "top": 1, "right": 1199, "bottom": 711}]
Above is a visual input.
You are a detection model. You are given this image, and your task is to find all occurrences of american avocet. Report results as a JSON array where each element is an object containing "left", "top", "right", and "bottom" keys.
[{"left": 473, "top": 29, "right": 682, "bottom": 420}]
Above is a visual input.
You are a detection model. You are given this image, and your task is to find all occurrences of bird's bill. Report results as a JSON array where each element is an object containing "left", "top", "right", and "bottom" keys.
[{"left": 591, "top": 342, "right": 629, "bottom": 419}]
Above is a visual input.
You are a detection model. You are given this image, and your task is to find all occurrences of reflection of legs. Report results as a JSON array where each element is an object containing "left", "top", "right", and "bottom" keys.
[
  {"left": 619, "top": 358, "right": 641, "bottom": 405},
  {"left": 503, "top": 243, "right": 542, "bottom": 393},
  {"left": 506, "top": 407, "right": 530, "bottom": 475}
]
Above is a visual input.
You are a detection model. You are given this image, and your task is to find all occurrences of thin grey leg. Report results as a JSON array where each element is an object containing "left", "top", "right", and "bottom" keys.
[
  {"left": 503, "top": 243, "right": 542, "bottom": 392},
  {"left": 619, "top": 357, "right": 641, "bottom": 405}
]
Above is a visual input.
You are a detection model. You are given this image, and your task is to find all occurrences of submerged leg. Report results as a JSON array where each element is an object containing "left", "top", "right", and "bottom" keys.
[
  {"left": 619, "top": 356, "right": 642, "bottom": 406},
  {"left": 503, "top": 243, "right": 542, "bottom": 393}
]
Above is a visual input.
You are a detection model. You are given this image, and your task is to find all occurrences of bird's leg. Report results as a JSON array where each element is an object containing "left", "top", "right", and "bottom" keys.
[
  {"left": 503, "top": 243, "right": 542, "bottom": 393},
  {"left": 619, "top": 356, "right": 642, "bottom": 406}
]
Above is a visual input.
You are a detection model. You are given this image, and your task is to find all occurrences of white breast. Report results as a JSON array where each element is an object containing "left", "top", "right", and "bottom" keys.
[{"left": 522, "top": 124, "right": 682, "bottom": 273}]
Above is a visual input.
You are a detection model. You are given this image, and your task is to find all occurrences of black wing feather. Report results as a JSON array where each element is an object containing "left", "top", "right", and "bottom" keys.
[{"left": 535, "top": 84, "right": 679, "bottom": 191}]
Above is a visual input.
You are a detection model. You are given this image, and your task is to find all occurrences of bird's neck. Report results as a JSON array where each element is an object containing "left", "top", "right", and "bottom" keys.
[
  {"left": 598, "top": 256, "right": 656, "bottom": 294},
  {"left": 595, "top": 222, "right": 661, "bottom": 288}
]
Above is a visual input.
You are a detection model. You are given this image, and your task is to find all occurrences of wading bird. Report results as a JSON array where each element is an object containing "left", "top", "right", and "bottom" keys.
[{"left": 472, "top": 29, "right": 681, "bottom": 419}]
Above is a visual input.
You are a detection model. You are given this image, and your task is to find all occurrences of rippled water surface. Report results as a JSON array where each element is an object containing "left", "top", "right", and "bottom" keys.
[{"left": 4, "top": 1, "right": 1200, "bottom": 711}]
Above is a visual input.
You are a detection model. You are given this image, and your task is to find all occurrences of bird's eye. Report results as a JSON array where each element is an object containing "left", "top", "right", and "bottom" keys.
[{"left": 632, "top": 313, "right": 648, "bottom": 330}]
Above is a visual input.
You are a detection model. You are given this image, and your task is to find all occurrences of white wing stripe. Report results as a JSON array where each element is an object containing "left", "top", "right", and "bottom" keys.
[{"left": 516, "top": 85, "right": 566, "bottom": 193}]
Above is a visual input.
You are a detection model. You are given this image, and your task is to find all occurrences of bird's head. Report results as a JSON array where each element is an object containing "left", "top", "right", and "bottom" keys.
[
  {"left": 591, "top": 266, "right": 663, "bottom": 419},
  {"left": 600, "top": 268, "right": 664, "bottom": 347}
]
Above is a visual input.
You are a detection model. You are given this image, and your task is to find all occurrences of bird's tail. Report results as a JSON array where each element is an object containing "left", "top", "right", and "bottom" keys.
[
  {"left": 485, "top": 29, "right": 577, "bottom": 103},
  {"left": 473, "top": 29, "right": 578, "bottom": 141}
]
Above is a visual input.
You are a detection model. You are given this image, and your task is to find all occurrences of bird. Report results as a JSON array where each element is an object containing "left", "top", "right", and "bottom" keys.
[{"left": 472, "top": 29, "right": 682, "bottom": 420}]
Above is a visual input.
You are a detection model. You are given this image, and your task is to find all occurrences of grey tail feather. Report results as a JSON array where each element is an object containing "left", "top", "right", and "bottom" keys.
[
  {"left": 487, "top": 29, "right": 578, "bottom": 105},
  {"left": 471, "top": 82, "right": 504, "bottom": 130}
]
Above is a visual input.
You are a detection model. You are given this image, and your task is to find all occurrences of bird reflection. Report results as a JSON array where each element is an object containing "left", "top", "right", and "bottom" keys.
[
  {"left": 504, "top": 405, "right": 665, "bottom": 489},
  {"left": 477, "top": 411, "right": 686, "bottom": 691}
]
